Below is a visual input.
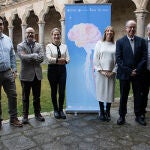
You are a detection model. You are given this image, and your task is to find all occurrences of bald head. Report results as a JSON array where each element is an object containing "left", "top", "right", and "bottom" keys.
[
  {"left": 26, "top": 27, "right": 35, "bottom": 33},
  {"left": 25, "top": 27, "right": 35, "bottom": 42},
  {"left": 125, "top": 20, "right": 136, "bottom": 38}
]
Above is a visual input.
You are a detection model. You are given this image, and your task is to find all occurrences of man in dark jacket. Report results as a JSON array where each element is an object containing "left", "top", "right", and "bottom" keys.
[{"left": 116, "top": 20, "right": 147, "bottom": 126}]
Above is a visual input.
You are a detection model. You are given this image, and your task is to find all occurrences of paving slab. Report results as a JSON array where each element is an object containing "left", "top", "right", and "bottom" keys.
[{"left": 0, "top": 97, "right": 150, "bottom": 150}]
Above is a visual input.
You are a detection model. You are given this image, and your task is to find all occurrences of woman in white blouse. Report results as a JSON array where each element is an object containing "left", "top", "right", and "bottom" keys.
[
  {"left": 93, "top": 26, "right": 116, "bottom": 122},
  {"left": 46, "top": 28, "right": 70, "bottom": 119}
]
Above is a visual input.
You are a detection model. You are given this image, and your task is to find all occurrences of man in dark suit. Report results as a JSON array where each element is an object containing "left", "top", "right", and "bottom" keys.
[
  {"left": 141, "top": 23, "right": 150, "bottom": 116},
  {"left": 116, "top": 20, "right": 147, "bottom": 126}
]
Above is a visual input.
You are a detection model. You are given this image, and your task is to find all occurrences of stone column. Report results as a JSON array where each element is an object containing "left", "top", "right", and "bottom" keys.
[
  {"left": 8, "top": 26, "right": 13, "bottom": 40},
  {"left": 134, "top": 10, "right": 148, "bottom": 37},
  {"left": 60, "top": 18, "right": 65, "bottom": 44},
  {"left": 38, "top": 22, "right": 45, "bottom": 49},
  {"left": 21, "top": 24, "right": 27, "bottom": 41}
]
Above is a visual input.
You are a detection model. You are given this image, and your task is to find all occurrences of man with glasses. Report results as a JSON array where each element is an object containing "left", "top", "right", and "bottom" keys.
[
  {"left": 116, "top": 20, "right": 147, "bottom": 126},
  {"left": 17, "top": 27, "right": 45, "bottom": 124},
  {"left": 0, "top": 16, "right": 22, "bottom": 128}
]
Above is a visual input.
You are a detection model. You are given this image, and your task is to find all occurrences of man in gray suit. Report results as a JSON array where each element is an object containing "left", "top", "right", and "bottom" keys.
[{"left": 17, "top": 27, "right": 45, "bottom": 124}]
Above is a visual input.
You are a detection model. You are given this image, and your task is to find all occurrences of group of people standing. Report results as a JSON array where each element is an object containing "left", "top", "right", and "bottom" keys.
[
  {"left": 0, "top": 16, "right": 70, "bottom": 128},
  {"left": 0, "top": 15, "right": 149, "bottom": 129},
  {"left": 94, "top": 20, "right": 149, "bottom": 126}
]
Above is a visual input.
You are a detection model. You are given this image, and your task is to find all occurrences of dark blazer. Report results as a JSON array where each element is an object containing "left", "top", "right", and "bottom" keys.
[
  {"left": 145, "top": 37, "right": 148, "bottom": 50},
  {"left": 116, "top": 35, "right": 147, "bottom": 80}
]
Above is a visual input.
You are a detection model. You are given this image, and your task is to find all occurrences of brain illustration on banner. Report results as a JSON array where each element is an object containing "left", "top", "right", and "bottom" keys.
[{"left": 68, "top": 23, "right": 102, "bottom": 94}]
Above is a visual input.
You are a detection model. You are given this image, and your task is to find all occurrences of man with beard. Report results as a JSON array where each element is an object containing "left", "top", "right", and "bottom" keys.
[
  {"left": 17, "top": 27, "right": 45, "bottom": 124},
  {"left": 0, "top": 16, "right": 22, "bottom": 128}
]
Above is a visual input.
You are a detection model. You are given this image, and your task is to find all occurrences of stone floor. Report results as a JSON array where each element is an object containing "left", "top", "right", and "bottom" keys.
[{"left": 0, "top": 97, "right": 150, "bottom": 150}]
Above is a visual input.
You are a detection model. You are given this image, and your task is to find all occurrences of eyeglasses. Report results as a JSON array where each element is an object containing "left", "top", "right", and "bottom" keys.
[
  {"left": 126, "top": 26, "right": 136, "bottom": 29},
  {"left": 26, "top": 32, "right": 34, "bottom": 34}
]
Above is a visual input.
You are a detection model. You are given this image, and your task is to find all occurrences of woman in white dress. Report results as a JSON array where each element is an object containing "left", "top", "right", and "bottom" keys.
[{"left": 93, "top": 26, "right": 116, "bottom": 122}]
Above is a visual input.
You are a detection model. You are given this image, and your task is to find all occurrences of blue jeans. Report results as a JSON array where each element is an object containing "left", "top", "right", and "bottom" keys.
[{"left": 0, "top": 69, "right": 17, "bottom": 121}]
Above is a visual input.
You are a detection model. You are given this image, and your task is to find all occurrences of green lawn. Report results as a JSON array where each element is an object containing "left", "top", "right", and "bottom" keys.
[{"left": 1, "top": 62, "right": 122, "bottom": 120}]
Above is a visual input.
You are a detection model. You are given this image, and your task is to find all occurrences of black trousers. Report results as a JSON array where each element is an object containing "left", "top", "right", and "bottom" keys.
[
  {"left": 119, "top": 76, "right": 144, "bottom": 117},
  {"left": 48, "top": 64, "right": 66, "bottom": 111},
  {"left": 21, "top": 75, "right": 41, "bottom": 115},
  {"left": 140, "top": 70, "right": 150, "bottom": 113}
]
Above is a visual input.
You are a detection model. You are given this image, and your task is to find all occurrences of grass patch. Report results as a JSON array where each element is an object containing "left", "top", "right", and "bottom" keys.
[{"left": 1, "top": 62, "right": 124, "bottom": 120}]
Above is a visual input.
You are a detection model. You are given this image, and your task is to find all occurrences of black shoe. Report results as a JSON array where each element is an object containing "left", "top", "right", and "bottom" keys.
[
  {"left": 22, "top": 116, "right": 29, "bottom": 124},
  {"left": 59, "top": 111, "right": 66, "bottom": 119},
  {"left": 135, "top": 115, "right": 146, "bottom": 126},
  {"left": 54, "top": 111, "right": 60, "bottom": 119},
  {"left": 105, "top": 111, "right": 111, "bottom": 122},
  {"left": 117, "top": 116, "right": 125, "bottom": 125},
  {"left": 35, "top": 114, "right": 45, "bottom": 122},
  {"left": 99, "top": 112, "right": 106, "bottom": 121}
]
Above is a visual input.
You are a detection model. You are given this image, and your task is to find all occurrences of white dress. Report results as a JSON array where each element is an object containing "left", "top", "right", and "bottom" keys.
[{"left": 93, "top": 41, "right": 116, "bottom": 103}]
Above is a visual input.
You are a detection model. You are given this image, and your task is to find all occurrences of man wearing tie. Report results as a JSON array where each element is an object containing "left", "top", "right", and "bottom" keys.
[{"left": 116, "top": 20, "right": 147, "bottom": 126}]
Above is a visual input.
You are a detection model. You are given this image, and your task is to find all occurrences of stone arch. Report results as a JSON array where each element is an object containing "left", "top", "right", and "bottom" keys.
[
  {"left": 38, "top": 4, "right": 50, "bottom": 23},
  {"left": 132, "top": 0, "right": 149, "bottom": 11},
  {"left": 44, "top": 6, "right": 61, "bottom": 45},
  {"left": 21, "top": 5, "right": 33, "bottom": 25},
  {"left": 108, "top": 0, "right": 136, "bottom": 39},
  {"left": 13, "top": 14, "right": 22, "bottom": 48},
  {"left": 26, "top": 10, "right": 39, "bottom": 42}
]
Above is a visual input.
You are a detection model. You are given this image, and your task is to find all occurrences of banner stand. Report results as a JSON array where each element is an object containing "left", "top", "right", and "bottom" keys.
[{"left": 65, "top": 4, "right": 111, "bottom": 113}]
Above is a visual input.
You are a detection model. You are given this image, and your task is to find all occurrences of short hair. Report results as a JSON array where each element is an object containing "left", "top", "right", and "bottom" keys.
[
  {"left": 51, "top": 28, "right": 61, "bottom": 35},
  {"left": 125, "top": 20, "right": 136, "bottom": 27},
  {"left": 102, "top": 26, "right": 115, "bottom": 43}
]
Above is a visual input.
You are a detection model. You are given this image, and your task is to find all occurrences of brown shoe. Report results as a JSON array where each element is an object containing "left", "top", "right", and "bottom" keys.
[{"left": 10, "top": 118, "right": 23, "bottom": 127}]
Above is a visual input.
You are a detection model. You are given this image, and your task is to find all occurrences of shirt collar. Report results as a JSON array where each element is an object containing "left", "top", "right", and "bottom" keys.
[
  {"left": 127, "top": 35, "right": 134, "bottom": 41},
  {"left": 0, "top": 33, "right": 4, "bottom": 39}
]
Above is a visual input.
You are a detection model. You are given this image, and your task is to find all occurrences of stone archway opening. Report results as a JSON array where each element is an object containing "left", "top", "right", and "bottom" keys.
[
  {"left": 44, "top": 6, "right": 61, "bottom": 45},
  {"left": 108, "top": 0, "right": 136, "bottom": 39},
  {"left": 13, "top": 14, "right": 22, "bottom": 50},
  {"left": 26, "top": 10, "right": 39, "bottom": 42},
  {"left": 3, "top": 17, "right": 8, "bottom": 36}
]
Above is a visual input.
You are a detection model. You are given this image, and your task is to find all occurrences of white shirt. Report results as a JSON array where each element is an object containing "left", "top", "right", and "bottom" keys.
[
  {"left": 46, "top": 43, "right": 70, "bottom": 64},
  {"left": 127, "top": 36, "right": 134, "bottom": 54}
]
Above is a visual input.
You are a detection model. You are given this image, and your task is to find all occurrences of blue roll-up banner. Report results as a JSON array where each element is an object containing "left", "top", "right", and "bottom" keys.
[{"left": 65, "top": 4, "right": 111, "bottom": 113}]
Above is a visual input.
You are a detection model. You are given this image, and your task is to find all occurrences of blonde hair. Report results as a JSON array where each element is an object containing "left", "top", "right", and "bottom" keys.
[
  {"left": 51, "top": 28, "right": 61, "bottom": 35},
  {"left": 102, "top": 26, "right": 115, "bottom": 43}
]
